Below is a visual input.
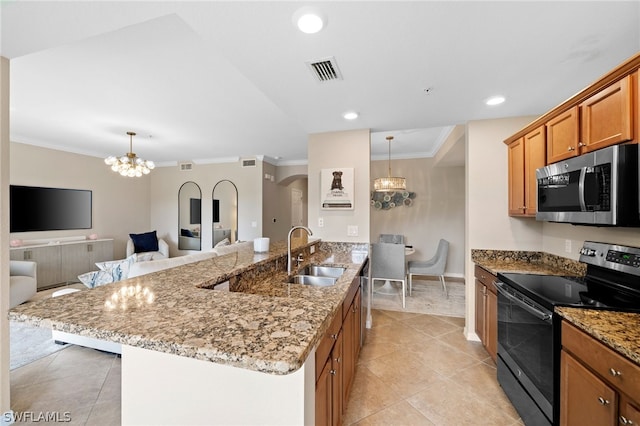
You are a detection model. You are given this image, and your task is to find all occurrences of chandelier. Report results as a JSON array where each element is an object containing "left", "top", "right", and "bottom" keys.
[
  {"left": 374, "top": 136, "right": 406, "bottom": 192},
  {"left": 104, "top": 131, "right": 155, "bottom": 177}
]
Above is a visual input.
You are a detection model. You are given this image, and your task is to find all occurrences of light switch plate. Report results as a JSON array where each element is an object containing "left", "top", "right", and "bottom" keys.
[{"left": 347, "top": 225, "right": 358, "bottom": 236}]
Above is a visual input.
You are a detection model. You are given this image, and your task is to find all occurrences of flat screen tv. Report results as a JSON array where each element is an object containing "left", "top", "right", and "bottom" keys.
[{"left": 10, "top": 185, "right": 92, "bottom": 232}]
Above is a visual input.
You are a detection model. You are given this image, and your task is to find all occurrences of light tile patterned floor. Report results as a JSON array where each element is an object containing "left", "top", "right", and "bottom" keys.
[
  {"left": 344, "top": 309, "right": 523, "bottom": 425},
  {"left": 10, "top": 310, "right": 522, "bottom": 425}
]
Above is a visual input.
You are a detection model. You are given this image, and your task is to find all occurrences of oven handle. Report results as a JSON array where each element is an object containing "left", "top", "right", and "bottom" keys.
[{"left": 495, "top": 281, "right": 553, "bottom": 323}]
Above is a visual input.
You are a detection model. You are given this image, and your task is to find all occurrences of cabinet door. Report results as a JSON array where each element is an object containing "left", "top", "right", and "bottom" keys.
[
  {"left": 486, "top": 288, "right": 497, "bottom": 362},
  {"left": 343, "top": 296, "right": 357, "bottom": 407},
  {"left": 60, "top": 243, "right": 92, "bottom": 283},
  {"left": 89, "top": 240, "right": 114, "bottom": 265},
  {"left": 331, "top": 331, "right": 343, "bottom": 426},
  {"left": 620, "top": 400, "right": 640, "bottom": 426},
  {"left": 547, "top": 106, "right": 579, "bottom": 163},
  {"left": 524, "top": 125, "right": 546, "bottom": 216},
  {"left": 508, "top": 138, "right": 526, "bottom": 216},
  {"left": 560, "top": 350, "right": 617, "bottom": 426},
  {"left": 580, "top": 75, "right": 633, "bottom": 153},
  {"left": 474, "top": 280, "right": 486, "bottom": 343},
  {"left": 29, "top": 246, "right": 62, "bottom": 289},
  {"left": 315, "top": 360, "right": 332, "bottom": 426}
]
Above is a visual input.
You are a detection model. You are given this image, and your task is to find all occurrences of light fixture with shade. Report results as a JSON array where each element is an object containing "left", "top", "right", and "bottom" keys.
[
  {"left": 374, "top": 136, "right": 406, "bottom": 192},
  {"left": 104, "top": 131, "right": 155, "bottom": 177}
]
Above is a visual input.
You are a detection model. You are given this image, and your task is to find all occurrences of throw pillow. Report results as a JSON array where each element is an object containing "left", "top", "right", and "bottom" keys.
[
  {"left": 95, "top": 253, "right": 138, "bottom": 281},
  {"left": 181, "top": 228, "right": 195, "bottom": 237},
  {"left": 214, "top": 237, "right": 230, "bottom": 248},
  {"left": 78, "top": 270, "right": 114, "bottom": 289},
  {"left": 129, "top": 230, "right": 159, "bottom": 253}
]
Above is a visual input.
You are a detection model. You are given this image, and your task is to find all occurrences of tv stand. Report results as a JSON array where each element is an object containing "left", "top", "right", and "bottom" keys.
[{"left": 10, "top": 238, "right": 113, "bottom": 289}]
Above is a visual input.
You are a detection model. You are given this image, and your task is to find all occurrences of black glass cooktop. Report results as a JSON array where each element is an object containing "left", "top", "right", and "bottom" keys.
[{"left": 497, "top": 273, "right": 588, "bottom": 310}]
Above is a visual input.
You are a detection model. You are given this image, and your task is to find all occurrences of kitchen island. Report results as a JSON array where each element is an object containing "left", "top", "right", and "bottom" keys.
[{"left": 9, "top": 239, "right": 368, "bottom": 425}]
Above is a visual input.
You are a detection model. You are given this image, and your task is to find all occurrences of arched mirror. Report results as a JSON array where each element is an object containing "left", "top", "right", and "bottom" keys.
[
  {"left": 178, "top": 181, "right": 202, "bottom": 251},
  {"left": 212, "top": 180, "right": 238, "bottom": 248}
]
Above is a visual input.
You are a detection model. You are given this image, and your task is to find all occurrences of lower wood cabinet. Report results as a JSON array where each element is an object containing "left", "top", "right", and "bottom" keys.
[
  {"left": 560, "top": 321, "right": 640, "bottom": 426},
  {"left": 316, "top": 275, "right": 362, "bottom": 426},
  {"left": 474, "top": 265, "right": 497, "bottom": 361}
]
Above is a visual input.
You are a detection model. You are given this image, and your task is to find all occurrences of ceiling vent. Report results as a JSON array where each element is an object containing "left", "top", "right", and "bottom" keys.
[
  {"left": 179, "top": 162, "right": 194, "bottom": 171},
  {"left": 242, "top": 159, "right": 256, "bottom": 167},
  {"left": 306, "top": 56, "right": 343, "bottom": 82}
]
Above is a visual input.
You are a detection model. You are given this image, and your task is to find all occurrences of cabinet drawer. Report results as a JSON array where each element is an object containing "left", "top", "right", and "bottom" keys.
[
  {"left": 474, "top": 265, "right": 497, "bottom": 293},
  {"left": 315, "top": 309, "right": 342, "bottom": 382},
  {"left": 562, "top": 322, "right": 640, "bottom": 400}
]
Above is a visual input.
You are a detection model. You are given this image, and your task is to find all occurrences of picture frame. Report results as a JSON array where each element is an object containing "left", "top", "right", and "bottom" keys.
[{"left": 321, "top": 168, "right": 354, "bottom": 210}]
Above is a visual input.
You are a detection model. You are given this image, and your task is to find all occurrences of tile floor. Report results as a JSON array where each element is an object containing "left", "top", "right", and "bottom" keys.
[{"left": 10, "top": 308, "right": 521, "bottom": 425}]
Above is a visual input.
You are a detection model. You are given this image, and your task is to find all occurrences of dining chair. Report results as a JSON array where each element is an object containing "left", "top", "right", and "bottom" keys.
[
  {"left": 408, "top": 239, "right": 449, "bottom": 297},
  {"left": 370, "top": 242, "right": 407, "bottom": 308},
  {"left": 379, "top": 234, "right": 405, "bottom": 244}
]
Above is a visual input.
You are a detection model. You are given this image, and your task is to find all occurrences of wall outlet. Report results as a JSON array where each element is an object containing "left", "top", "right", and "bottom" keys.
[
  {"left": 318, "top": 217, "right": 324, "bottom": 227},
  {"left": 347, "top": 225, "right": 358, "bottom": 236},
  {"left": 565, "top": 239, "right": 572, "bottom": 253},
  {"left": 251, "top": 221, "right": 257, "bottom": 228},
  {"left": 310, "top": 244, "right": 316, "bottom": 254}
]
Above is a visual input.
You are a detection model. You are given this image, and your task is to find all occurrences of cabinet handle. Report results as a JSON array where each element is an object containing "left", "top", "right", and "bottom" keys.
[
  {"left": 330, "top": 369, "right": 336, "bottom": 376},
  {"left": 334, "top": 357, "right": 341, "bottom": 364},
  {"left": 352, "top": 305, "right": 357, "bottom": 313},
  {"left": 620, "top": 416, "right": 634, "bottom": 425},
  {"left": 578, "top": 142, "right": 585, "bottom": 147},
  {"left": 330, "top": 333, "right": 338, "bottom": 340},
  {"left": 597, "top": 397, "right": 610, "bottom": 406},
  {"left": 609, "top": 368, "right": 622, "bottom": 377},
  {"left": 568, "top": 146, "right": 575, "bottom": 151}
]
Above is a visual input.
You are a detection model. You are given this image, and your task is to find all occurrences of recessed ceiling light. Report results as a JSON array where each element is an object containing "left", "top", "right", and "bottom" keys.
[
  {"left": 486, "top": 96, "right": 506, "bottom": 106},
  {"left": 293, "top": 7, "right": 325, "bottom": 34},
  {"left": 343, "top": 111, "right": 359, "bottom": 120}
]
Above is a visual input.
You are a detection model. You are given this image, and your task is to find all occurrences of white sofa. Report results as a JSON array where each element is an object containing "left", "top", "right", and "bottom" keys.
[
  {"left": 128, "top": 241, "right": 253, "bottom": 278},
  {"left": 10, "top": 260, "right": 37, "bottom": 308}
]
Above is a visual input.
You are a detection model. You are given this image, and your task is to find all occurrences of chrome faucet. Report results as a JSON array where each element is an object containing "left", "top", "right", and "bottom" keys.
[{"left": 288, "top": 226, "right": 313, "bottom": 275}]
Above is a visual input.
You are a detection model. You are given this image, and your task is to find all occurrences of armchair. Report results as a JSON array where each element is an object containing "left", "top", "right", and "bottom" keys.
[
  {"left": 126, "top": 235, "right": 169, "bottom": 260},
  {"left": 10, "top": 260, "right": 37, "bottom": 308}
]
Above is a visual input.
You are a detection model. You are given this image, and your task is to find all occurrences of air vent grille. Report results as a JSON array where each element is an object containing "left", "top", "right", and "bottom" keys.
[
  {"left": 306, "top": 57, "right": 343, "bottom": 82},
  {"left": 179, "top": 162, "right": 194, "bottom": 171},
  {"left": 242, "top": 159, "right": 256, "bottom": 167}
]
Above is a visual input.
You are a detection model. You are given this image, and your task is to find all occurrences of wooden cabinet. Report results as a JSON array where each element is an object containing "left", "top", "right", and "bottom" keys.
[
  {"left": 316, "top": 275, "right": 363, "bottom": 426},
  {"left": 508, "top": 125, "right": 546, "bottom": 216},
  {"left": 10, "top": 239, "right": 113, "bottom": 289},
  {"left": 560, "top": 321, "right": 640, "bottom": 426},
  {"left": 546, "top": 75, "right": 634, "bottom": 164},
  {"left": 474, "top": 265, "right": 497, "bottom": 361},
  {"left": 546, "top": 106, "right": 580, "bottom": 164},
  {"left": 580, "top": 74, "right": 633, "bottom": 153}
]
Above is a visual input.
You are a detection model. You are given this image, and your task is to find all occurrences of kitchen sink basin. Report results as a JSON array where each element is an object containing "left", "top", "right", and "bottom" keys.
[
  {"left": 299, "top": 265, "right": 346, "bottom": 278},
  {"left": 288, "top": 275, "right": 337, "bottom": 287}
]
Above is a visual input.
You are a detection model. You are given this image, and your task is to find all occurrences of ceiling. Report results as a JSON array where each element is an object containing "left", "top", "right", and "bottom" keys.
[{"left": 2, "top": 1, "right": 639, "bottom": 167}]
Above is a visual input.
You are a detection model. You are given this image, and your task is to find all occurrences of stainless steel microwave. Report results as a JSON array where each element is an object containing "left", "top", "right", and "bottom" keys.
[{"left": 536, "top": 144, "right": 639, "bottom": 226}]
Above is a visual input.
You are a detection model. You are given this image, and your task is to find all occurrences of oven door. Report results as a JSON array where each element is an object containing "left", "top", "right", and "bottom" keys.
[{"left": 496, "top": 281, "right": 554, "bottom": 425}]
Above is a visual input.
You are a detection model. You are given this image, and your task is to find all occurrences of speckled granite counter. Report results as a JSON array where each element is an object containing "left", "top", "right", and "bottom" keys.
[
  {"left": 556, "top": 307, "right": 640, "bottom": 366},
  {"left": 472, "top": 249, "right": 585, "bottom": 276},
  {"left": 9, "top": 240, "right": 368, "bottom": 375}
]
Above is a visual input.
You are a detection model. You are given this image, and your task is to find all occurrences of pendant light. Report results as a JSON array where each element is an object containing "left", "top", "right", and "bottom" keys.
[
  {"left": 104, "top": 131, "right": 155, "bottom": 177},
  {"left": 374, "top": 136, "right": 406, "bottom": 192}
]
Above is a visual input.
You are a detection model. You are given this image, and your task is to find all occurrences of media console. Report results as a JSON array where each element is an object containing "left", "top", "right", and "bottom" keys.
[{"left": 10, "top": 238, "right": 113, "bottom": 289}]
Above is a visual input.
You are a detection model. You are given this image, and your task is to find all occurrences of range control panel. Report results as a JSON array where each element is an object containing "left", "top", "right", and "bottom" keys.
[{"left": 580, "top": 241, "right": 640, "bottom": 275}]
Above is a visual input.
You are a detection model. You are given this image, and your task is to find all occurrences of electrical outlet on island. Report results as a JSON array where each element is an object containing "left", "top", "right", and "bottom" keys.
[{"left": 565, "top": 239, "right": 572, "bottom": 253}]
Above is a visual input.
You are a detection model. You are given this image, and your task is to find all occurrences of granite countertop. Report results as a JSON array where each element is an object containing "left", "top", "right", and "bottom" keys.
[
  {"left": 556, "top": 307, "right": 640, "bottom": 366},
  {"left": 472, "top": 249, "right": 585, "bottom": 276},
  {"left": 9, "top": 240, "right": 367, "bottom": 375}
]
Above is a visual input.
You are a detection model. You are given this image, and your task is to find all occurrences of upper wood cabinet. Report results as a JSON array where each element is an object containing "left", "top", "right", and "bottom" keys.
[
  {"left": 546, "top": 106, "right": 580, "bottom": 164},
  {"left": 508, "top": 125, "right": 546, "bottom": 216},
  {"left": 580, "top": 74, "right": 633, "bottom": 153}
]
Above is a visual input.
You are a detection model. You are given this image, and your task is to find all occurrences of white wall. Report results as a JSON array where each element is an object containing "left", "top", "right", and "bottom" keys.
[
  {"left": 308, "top": 129, "right": 370, "bottom": 243},
  {"left": 371, "top": 157, "right": 465, "bottom": 276},
  {"left": 9, "top": 143, "right": 151, "bottom": 260},
  {"left": 543, "top": 222, "right": 640, "bottom": 257},
  {"left": 465, "top": 116, "right": 541, "bottom": 338},
  {"left": 1, "top": 55, "right": 10, "bottom": 417},
  {"left": 149, "top": 160, "right": 263, "bottom": 255}
]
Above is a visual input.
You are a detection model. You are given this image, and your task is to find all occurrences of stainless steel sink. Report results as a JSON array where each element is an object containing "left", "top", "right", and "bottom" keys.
[
  {"left": 299, "top": 265, "right": 346, "bottom": 278},
  {"left": 288, "top": 275, "right": 337, "bottom": 287}
]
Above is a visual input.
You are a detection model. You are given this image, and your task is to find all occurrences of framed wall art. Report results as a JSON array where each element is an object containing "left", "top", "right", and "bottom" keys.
[{"left": 321, "top": 168, "right": 354, "bottom": 210}]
